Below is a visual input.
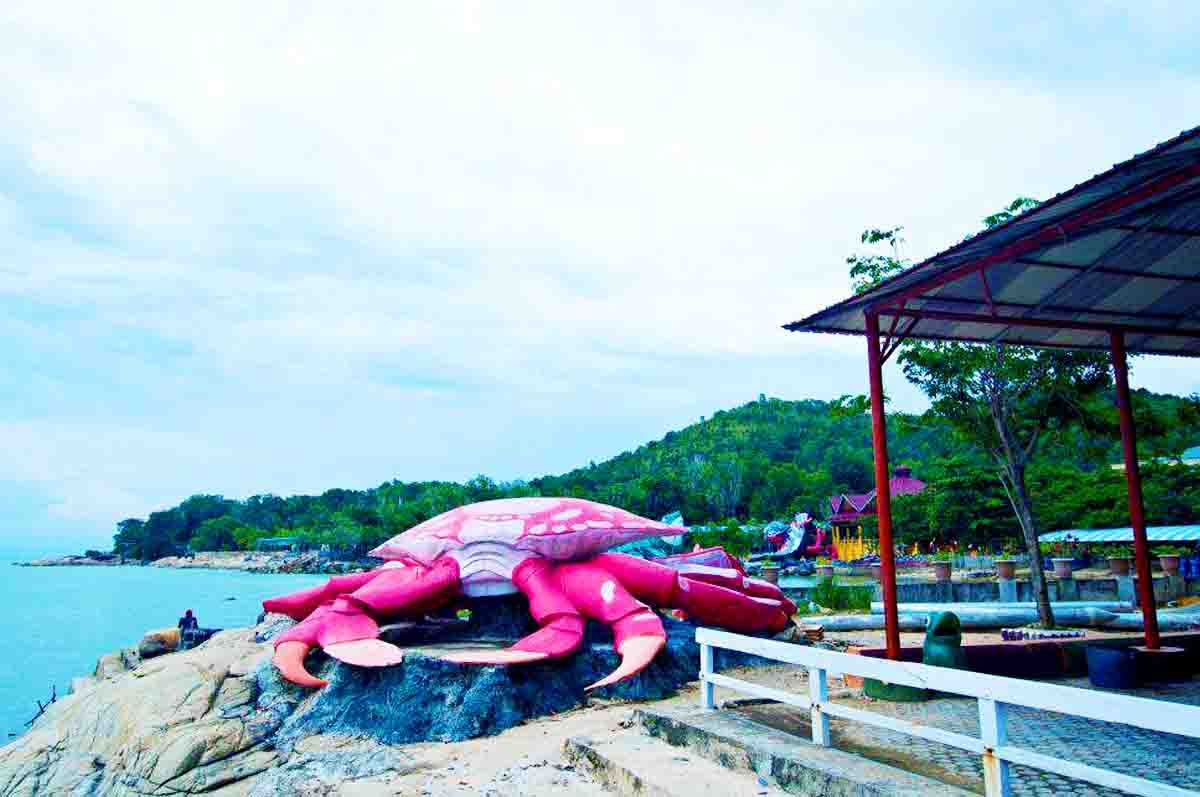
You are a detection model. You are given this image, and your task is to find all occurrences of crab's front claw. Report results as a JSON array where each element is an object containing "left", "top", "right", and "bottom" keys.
[
  {"left": 272, "top": 597, "right": 390, "bottom": 688},
  {"left": 584, "top": 610, "right": 667, "bottom": 691}
]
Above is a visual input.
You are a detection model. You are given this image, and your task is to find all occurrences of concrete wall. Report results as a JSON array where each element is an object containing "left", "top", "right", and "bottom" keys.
[{"left": 784, "top": 574, "right": 1198, "bottom": 606}]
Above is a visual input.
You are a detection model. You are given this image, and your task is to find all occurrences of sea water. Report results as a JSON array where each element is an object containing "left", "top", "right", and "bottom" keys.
[{"left": 0, "top": 558, "right": 323, "bottom": 739}]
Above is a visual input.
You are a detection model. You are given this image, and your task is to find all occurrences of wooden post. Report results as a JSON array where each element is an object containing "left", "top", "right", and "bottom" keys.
[
  {"left": 866, "top": 312, "right": 901, "bottom": 659},
  {"left": 1109, "top": 330, "right": 1160, "bottom": 649}
]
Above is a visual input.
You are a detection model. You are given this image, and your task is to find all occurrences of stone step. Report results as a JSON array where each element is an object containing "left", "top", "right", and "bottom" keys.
[
  {"left": 633, "top": 704, "right": 975, "bottom": 796},
  {"left": 564, "top": 732, "right": 788, "bottom": 797}
]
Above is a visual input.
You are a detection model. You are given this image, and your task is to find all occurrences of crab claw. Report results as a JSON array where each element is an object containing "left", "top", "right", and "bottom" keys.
[
  {"left": 441, "top": 648, "right": 550, "bottom": 665},
  {"left": 585, "top": 635, "right": 666, "bottom": 692},
  {"left": 326, "top": 639, "right": 406, "bottom": 668},
  {"left": 273, "top": 641, "right": 329, "bottom": 689}
]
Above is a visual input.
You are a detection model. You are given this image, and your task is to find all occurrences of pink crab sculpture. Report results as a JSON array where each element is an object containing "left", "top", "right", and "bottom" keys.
[{"left": 263, "top": 497, "right": 795, "bottom": 690}]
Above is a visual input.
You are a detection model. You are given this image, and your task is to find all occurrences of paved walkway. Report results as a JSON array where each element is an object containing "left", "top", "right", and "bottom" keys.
[{"left": 737, "top": 677, "right": 1200, "bottom": 795}]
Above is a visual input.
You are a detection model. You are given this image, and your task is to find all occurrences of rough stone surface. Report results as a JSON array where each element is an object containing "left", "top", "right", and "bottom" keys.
[
  {"left": 0, "top": 596, "right": 787, "bottom": 795},
  {"left": 137, "top": 627, "right": 181, "bottom": 659},
  {"left": 635, "top": 704, "right": 972, "bottom": 795},
  {"left": 269, "top": 595, "right": 778, "bottom": 748}
]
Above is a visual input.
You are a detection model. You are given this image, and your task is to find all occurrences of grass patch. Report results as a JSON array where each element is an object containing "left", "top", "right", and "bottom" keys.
[{"left": 810, "top": 575, "right": 873, "bottom": 612}]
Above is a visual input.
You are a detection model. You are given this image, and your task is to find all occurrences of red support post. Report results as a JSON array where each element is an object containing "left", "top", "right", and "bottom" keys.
[
  {"left": 865, "top": 312, "right": 901, "bottom": 659},
  {"left": 1109, "top": 330, "right": 1161, "bottom": 650}
]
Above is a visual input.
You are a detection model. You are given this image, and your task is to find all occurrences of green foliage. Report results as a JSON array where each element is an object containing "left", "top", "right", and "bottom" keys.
[
  {"left": 1153, "top": 545, "right": 1189, "bottom": 557},
  {"left": 1098, "top": 544, "right": 1131, "bottom": 559},
  {"left": 191, "top": 517, "right": 250, "bottom": 551},
  {"left": 810, "top": 576, "right": 872, "bottom": 612},
  {"left": 690, "top": 519, "right": 753, "bottom": 557}
]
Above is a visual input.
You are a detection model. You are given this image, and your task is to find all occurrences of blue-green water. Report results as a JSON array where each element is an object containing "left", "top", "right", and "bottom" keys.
[{"left": 0, "top": 560, "right": 322, "bottom": 739}]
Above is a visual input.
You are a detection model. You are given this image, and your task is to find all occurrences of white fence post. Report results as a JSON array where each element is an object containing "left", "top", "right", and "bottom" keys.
[
  {"left": 699, "top": 642, "right": 715, "bottom": 709},
  {"left": 979, "top": 698, "right": 1012, "bottom": 797},
  {"left": 808, "top": 667, "right": 830, "bottom": 746}
]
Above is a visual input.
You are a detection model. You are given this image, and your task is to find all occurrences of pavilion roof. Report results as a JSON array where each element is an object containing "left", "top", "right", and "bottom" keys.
[{"left": 785, "top": 126, "right": 1200, "bottom": 357}]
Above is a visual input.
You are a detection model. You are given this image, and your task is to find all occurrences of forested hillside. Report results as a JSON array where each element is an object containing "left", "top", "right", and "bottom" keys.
[{"left": 111, "top": 390, "right": 1200, "bottom": 559}]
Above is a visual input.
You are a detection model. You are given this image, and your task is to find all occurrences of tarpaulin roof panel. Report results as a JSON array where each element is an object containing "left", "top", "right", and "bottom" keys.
[
  {"left": 1040, "top": 526, "right": 1200, "bottom": 543},
  {"left": 785, "top": 126, "right": 1200, "bottom": 357}
]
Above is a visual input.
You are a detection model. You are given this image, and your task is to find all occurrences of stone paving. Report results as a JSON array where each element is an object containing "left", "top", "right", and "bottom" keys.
[{"left": 818, "top": 677, "right": 1200, "bottom": 795}]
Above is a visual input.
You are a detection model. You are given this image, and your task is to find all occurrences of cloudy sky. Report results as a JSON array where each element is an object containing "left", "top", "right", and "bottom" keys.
[{"left": 3, "top": 2, "right": 1199, "bottom": 554}]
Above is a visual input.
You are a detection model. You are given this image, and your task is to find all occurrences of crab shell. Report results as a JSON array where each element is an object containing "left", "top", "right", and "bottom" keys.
[{"left": 368, "top": 497, "right": 685, "bottom": 597}]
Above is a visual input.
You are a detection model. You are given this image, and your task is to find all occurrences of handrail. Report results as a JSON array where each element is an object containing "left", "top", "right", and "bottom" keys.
[{"left": 697, "top": 627, "right": 1200, "bottom": 797}]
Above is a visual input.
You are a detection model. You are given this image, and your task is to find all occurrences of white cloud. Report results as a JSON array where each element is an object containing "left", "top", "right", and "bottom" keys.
[{"left": 1, "top": 2, "right": 1198, "bottom": 531}]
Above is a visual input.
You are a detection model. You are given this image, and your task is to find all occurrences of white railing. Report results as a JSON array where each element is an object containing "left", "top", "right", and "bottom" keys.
[{"left": 697, "top": 627, "right": 1200, "bottom": 797}]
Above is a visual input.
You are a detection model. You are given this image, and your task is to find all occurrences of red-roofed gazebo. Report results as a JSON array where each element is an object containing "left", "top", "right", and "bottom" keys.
[{"left": 788, "top": 126, "right": 1200, "bottom": 660}]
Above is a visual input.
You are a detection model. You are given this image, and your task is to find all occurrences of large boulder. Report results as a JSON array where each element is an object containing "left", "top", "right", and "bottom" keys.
[
  {"left": 0, "top": 595, "right": 790, "bottom": 795},
  {"left": 137, "top": 627, "right": 181, "bottom": 659}
]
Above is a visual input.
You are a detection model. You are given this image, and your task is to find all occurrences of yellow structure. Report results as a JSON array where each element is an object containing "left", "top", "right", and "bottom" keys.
[{"left": 832, "top": 526, "right": 874, "bottom": 561}]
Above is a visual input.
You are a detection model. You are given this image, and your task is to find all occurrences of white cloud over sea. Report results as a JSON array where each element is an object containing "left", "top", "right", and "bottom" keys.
[{"left": 2, "top": 2, "right": 1199, "bottom": 551}]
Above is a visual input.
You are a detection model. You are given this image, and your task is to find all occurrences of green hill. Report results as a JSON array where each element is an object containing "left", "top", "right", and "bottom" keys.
[{"left": 111, "top": 391, "right": 1200, "bottom": 559}]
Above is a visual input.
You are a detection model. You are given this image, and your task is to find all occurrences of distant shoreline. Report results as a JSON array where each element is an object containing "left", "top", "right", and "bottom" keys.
[{"left": 14, "top": 550, "right": 365, "bottom": 576}]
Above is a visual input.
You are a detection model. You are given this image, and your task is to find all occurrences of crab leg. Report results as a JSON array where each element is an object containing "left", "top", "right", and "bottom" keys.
[
  {"left": 442, "top": 558, "right": 585, "bottom": 666},
  {"left": 273, "top": 558, "right": 462, "bottom": 688},
  {"left": 663, "top": 563, "right": 797, "bottom": 615},
  {"left": 593, "top": 553, "right": 793, "bottom": 633},
  {"left": 443, "top": 557, "right": 668, "bottom": 692},
  {"left": 554, "top": 560, "right": 667, "bottom": 691},
  {"left": 263, "top": 570, "right": 387, "bottom": 620}
]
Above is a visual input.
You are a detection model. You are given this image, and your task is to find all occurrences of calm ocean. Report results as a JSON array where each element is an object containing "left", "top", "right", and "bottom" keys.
[{"left": 0, "top": 559, "right": 323, "bottom": 739}]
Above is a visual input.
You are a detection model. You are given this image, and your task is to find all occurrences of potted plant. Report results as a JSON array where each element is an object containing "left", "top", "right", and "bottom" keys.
[
  {"left": 815, "top": 557, "right": 834, "bottom": 579},
  {"left": 1155, "top": 545, "right": 1187, "bottom": 576},
  {"left": 1103, "top": 544, "right": 1132, "bottom": 577},
  {"left": 760, "top": 563, "right": 781, "bottom": 585},
  {"left": 1042, "top": 541, "right": 1076, "bottom": 579},
  {"left": 931, "top": 550, "right": 953, "bottom": 582},
  {"left": 995, "top": 540, "right": 1020, "bottom": 580}
]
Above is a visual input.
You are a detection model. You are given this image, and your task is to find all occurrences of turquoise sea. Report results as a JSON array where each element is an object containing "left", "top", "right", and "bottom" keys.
[{"left": 0, "top": 558, "right": 322, "bottom": 740}]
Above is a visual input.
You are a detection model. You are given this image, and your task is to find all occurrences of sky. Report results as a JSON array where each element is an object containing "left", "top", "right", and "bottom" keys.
[{"left": 2, "top": 2, "right": 1199, "bottom": 554}]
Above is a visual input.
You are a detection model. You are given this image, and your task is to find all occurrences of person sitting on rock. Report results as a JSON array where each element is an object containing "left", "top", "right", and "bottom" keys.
[{"left": 178, "top": 609, "right": 199, "bottom": 649}]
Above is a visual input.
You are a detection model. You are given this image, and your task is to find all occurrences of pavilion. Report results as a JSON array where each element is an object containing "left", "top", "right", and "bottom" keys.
[
  {"left": 786, "top": 125, "right": 1200, "bottom": 660},
  {"left": 828, "top": 465, "right": 926, "bottom": 532}
]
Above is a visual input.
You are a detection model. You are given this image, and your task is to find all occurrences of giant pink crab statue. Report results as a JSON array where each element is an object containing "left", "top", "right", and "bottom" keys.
[{"left": 263, "top": 497, "right": 795, "bottom": 690}]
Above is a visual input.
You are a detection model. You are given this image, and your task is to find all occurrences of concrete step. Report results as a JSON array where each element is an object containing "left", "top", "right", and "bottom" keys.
[
  {"left": 633, "top": 704, "right": 974, "bottom": 796},
  {"left": 564, "top": 732, "right": 789, "bottom": 797}
]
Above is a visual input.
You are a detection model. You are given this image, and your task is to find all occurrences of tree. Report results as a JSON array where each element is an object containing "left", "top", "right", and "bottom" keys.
[
  {"left": 192, "top": 516, "right": 248, "bottom": 551},
  {"left": 846, "top": 200, "right": 1115, "bottom": 627}
]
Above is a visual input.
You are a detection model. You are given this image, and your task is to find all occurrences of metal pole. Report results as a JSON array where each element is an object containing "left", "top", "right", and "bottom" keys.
[
  {"left": 1109, "top": 330, "right": 1160, "bottom": 650},
  {"left": 866, "top": 312, "right": 901, "bottom": 659}
]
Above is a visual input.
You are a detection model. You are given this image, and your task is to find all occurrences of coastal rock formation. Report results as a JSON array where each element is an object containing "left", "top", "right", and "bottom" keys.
[
  {"left": 137, "top": 627, "right": 181, "bottom": 659},
  {"left": 0, "top": 600, "right": 783, "bottom": 795}
]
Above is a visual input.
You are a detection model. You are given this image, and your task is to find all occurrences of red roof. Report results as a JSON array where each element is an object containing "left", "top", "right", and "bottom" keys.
[{"left": 828, "top": 466, "right": 925, "bottom": 522}]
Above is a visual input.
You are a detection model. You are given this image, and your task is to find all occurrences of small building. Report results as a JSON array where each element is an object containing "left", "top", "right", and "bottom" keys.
[
  {"left": 1110, "top": 444, "right": 1200, "bottom": 471},
  {"left": 255, "top": 536, "right": 301, "bottom": 552},
  {"left": 828, "top": 466, "right": 926, "bottom": 532},
  {"left": 1040, "top": 525, "right": 1200, "bottom": 545}
]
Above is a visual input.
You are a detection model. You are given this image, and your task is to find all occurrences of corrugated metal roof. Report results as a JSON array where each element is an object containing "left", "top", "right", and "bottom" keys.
[
  {"left": 786, "top": 126, "right": 1200, "bottom": 357},
  {"left": 1040, "top": 526, "right": 1200, "bottom": 543}
]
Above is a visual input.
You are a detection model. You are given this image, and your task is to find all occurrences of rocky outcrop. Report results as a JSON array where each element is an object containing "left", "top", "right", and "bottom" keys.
[
  {"left": 149, "top": 551, "right": 367, "bottom": 575},
  {"left": 0, "top": 599, "right": 789, "bottom": 795},
  {"left": 138, "top": 628, "right": 181, "bottom": 659}
]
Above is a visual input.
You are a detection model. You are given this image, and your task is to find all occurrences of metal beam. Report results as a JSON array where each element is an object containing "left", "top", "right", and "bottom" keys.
[
  {"left": 865, "top": 312, "right": 901, "bottom": 659},
  {"left": 879, "top": 307, "right": 1200, "bottom": 340},
  {"left": 1110, "top": 331, "right": 1160, "bottom": 650}
]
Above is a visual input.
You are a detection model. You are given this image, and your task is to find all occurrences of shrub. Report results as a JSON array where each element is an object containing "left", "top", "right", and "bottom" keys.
[{"left": 810, "top": 576, "right": 872, "bottom": 612}]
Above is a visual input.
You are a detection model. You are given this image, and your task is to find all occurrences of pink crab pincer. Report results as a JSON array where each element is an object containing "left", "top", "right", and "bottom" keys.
[{"left": 263, "top": 497, "right": 795, "bottom": 690}]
